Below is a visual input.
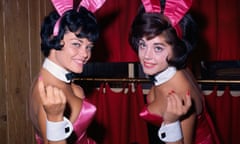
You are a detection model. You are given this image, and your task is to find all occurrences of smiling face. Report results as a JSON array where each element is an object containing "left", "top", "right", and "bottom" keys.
[
  {"left": 138, "top": 34, "right": 173, "bottom": 75},
  {"left": 49, "top": 31, "right": 94, "bottom": 74}
]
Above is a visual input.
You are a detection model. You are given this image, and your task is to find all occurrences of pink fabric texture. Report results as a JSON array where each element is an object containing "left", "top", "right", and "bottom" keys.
[
  {"left": 79, "top": 0, "right": 106, "bottom": 13},
  {"left": 51, "top": 0, "right": 106, "bottom": 36},
  {"left": 141, "top": 0, "right": 161, "bottom": 13},
  {"left": 51, "top": 0, "right": 73, "bottom": 16},
  {"left": 164, "top": 0, "right": 192, "bottom": 26},
  {"left": 51, "top": 0, "right": 73, "bottom": 36},
  {"left": 141, "top": 0, "right": 192, "bottom": 38},
  {"left": 35, "top": 100, "right": 97, "bottom": 144}
]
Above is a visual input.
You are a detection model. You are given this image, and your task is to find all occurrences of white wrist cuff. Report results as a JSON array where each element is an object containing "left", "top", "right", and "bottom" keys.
[
  {"left": 46, "top": 117, "right": 73, "bottom": 141},
  {"left": 158, "top": 120, "right": 183, "bottom": 142}
]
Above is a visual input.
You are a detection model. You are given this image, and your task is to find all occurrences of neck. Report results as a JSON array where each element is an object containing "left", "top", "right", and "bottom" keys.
[
  {"left": 152, "top": 66, "right": 177, "bottom": 86},
  {"left": 42, "top": 58, "right": 71, "bottom": 83}
]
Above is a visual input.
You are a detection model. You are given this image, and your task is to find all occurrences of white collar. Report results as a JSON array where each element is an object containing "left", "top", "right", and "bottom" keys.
[
  {"left": 42, "top": 58, "right": 71, "bottom": 83},
  {"left": 153, "top": 66, "right": 177, "bottom": 86}
]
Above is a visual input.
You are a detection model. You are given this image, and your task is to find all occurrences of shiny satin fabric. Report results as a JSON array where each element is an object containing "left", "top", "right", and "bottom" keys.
[
  {"left": 35, "top": 100, "right": 97, "bottom": 144},
  {"left": 139, "top": 105, "right": 163, "bottom": 126},
  {"left": 141, "top": 0, "right": 192, "bottom": 38},
  {"left": 139, "top": 101, "right": 220, "bottom": 144},
  {"left": 193, "top": 108, "right": 221, "bottom": 144}
]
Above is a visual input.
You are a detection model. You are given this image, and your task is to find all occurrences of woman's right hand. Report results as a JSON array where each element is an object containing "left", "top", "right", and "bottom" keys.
[
  {"left": 163, "top": 90, "right": 191, "bottom": 124},
  {"left": 38, "top": 76, "right": 66, "bottom": 122}
]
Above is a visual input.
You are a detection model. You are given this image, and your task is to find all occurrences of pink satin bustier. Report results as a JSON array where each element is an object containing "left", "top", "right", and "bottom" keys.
[
  {"left": 139, "top": 105, "right": 163, "bottom": 126},
  {"left": 35, "top": 100, "right": 97, "bottom": 144}
]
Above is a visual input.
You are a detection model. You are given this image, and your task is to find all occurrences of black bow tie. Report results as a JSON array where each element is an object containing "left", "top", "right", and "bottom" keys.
[
  {"left": 65, "top": 73, "right": 78, "bottom": 81},
  {"left": 148, "top": 75, "right": 156, "bottom": 84}
]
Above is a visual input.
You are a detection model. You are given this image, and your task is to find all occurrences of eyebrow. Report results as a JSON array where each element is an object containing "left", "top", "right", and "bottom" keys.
[
  {"left": 70, "top": 38, "right": 94, "bottom": 46},
  {"left": 70, "top": 37, "right": 81, "bottom": 41},
  {"left": 69, "top": 38, "right": 85, "bottom": 44},
  {"left": 140, "top": 39, "right": 167, "bottom": 46},
  {"left": 153, "top": 42, "right": 166, "bottom": 46}
]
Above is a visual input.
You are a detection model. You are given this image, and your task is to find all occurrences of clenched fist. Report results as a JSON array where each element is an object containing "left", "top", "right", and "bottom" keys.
[{"left": 38, "top": 76, "right": 67, "bottom": 122}]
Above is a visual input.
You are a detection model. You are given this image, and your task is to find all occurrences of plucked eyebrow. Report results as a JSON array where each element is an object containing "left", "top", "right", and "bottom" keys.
[
  {"left": 140, "top": 39, "right": 167, "bottom": 47},
  {"left": 70, "top": 38, "right": 81, "bottom": 42},
  {"left": 70, "top": 38, "right": 92, "bottom": 44},
  {"left": 153, "top": 42, "right": 167, "bottom": 47}
]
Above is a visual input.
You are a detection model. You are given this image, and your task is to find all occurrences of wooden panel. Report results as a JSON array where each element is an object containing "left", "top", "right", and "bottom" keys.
[
  {"left": 0, "top": 0, "right": 7, "bottom": 143},
  {"left": 0, "top": 0, "right": 52, "bottom": 143},
  {"left": 28, "top": 1, "right": 42, "bottom": 143},
  {"left": 29, "top": 0, "right": 42, "bottom": 81},
  {"left": 28, "top": 0, "right": 52, "bottom": 142},
  {"left": 29, "top": 0, "right": 53, "bottom": 81},
  {"left": 4, "top": 0, "right": 34, "bottom": 143}
]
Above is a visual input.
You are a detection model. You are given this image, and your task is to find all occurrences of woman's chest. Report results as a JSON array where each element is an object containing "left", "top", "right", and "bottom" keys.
[{"left": 146, "top": 89, "right": 164, "bottom": 116}]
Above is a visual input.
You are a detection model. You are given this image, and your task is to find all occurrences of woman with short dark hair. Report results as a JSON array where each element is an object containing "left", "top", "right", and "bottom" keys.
[{"left": 129, "top": 0, "right": 220, "bottom": 143}]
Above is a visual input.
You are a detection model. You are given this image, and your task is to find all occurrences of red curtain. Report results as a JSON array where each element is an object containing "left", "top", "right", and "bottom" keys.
[
  {"left": 86, "top": 83, "right": 149, "bottom": 144},
  {"left": 91, "top": 0, "right": 140, "bottom": 62},
  {"left": 90, "top": 0, "right": 240, "bottom": 62},
  {"left": 204, "top": 86, "right": 240, "bottom": 144},
  {"left": 84, "top": 82, "right": 240, "bottom": 144},
  {"left": 191, "top": 0, "right": 240, "bottom": 62}
]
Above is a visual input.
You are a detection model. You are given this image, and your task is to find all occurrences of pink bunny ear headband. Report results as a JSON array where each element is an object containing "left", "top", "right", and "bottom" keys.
[
  {"left": 141, "top": 0, "right": 192, "bottom": 38},
  {"left": 51, "top": 0, "right": 106, "bottom": 36}
]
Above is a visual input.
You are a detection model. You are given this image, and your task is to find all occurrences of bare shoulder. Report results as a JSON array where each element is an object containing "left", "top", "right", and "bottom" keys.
[{"left": 174, "top": 70, "right": 203, "bottom": 114}]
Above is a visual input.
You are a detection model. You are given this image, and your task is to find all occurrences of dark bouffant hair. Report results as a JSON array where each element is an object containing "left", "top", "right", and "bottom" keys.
[
  {"left": 40, "top": 7, "right": 99, "bottom": 57},
  {"left": 129, "top": 5, "right": 198, "bottom": 70}
]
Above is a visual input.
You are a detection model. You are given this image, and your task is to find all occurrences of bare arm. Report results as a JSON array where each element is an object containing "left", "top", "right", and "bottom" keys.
[
  {"left": 37, "top": 77, "right": 68, "bottom": 144},
  {"left": 181, "top": 112, "right": 196, "bottom": 144}
]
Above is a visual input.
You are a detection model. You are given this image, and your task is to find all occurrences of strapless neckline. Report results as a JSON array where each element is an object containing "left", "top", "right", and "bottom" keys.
[{"left": 139, "top": 105, "right": 163, "bottom": 126}]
